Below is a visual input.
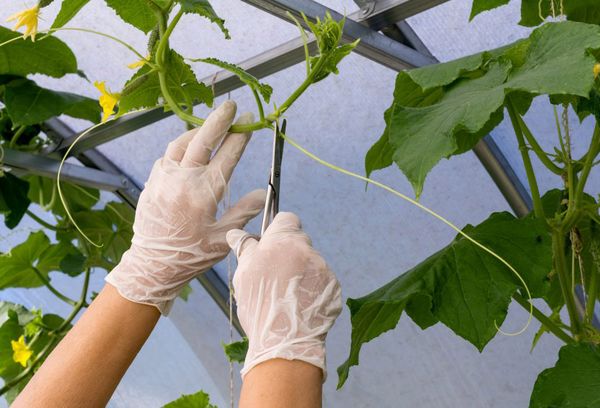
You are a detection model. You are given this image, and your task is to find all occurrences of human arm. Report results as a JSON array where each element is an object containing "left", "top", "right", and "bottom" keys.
[
  {"left": 12, "top": 284, "right": 159, "bottom": 408},
  {"left": 227, "top": 212, "right": 342, "bottom": 408},
  {"left": 12, "top": 100, "right": 266, "bottom": 407}
]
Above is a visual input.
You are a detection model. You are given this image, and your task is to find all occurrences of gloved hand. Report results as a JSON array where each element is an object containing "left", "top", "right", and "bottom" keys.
[
  {"left": 226, "top": 212, "right": 342, "bottom": 381},
  {"left": 106, "top": 101, "right": 266, "bottom": 315}
]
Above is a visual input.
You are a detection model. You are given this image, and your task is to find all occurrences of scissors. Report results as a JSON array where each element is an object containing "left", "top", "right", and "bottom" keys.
[{"left": 261, "top": 119, "right": 286, "bottom": 235}]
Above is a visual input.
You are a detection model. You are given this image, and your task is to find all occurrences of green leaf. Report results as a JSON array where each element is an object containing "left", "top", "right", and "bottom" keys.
[
  {"left": 469, "top": 0, "right": 510, "bottom": 21},
  {"left": 178, "top": 284, "right": 192, "bottom": 301},
  {"left": 0, "top": 231, "right": 80, "bottom": 289},
  {"left": 120, "top": 51, "right": 213, "bottom": 114},
  {"left": 52, "top": 0, "right": 91, "bottom": 28},
  {"left": 520, "top": 0, "right": 600, "bottom": 27},
  {"left": 104, "top": 0, "right": 158, "bottom": 33},
  {"left": 0, "top": 173, "right": 30, "bottom": 229},
  {"left": 162, "top": 390, "right": 217, "bottom": 408},
  {"left": 222, "top": 338, "right": 248, "bottom": 363},
  {"left": 0, "top": 26, "right": 77, "bottom": 78},
  {"left": 176, "top": 0, "right": 229, "bottom": 39},
  {"left": 4, "top": 78, "right": 100, "bottom": 126},
  {"left": 367, "top": 22, "right": 600, "bottom": 197},
  {"left": 59, "top": 250, "right": 87, "bottom": 277},
  {"left": 337, "top": 212, "right": 552, "bottom": 388},
  {"left": 194, "top": 57, "right": 272, "bottom": 103},
  {"left": 530, "top": 343, "right": 600, "bottom": 407}
]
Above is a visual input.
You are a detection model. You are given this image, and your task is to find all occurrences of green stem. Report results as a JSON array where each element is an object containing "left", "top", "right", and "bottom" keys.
[
  {"left": 517, "top": 115, "right": 563, "bottom": 175},
  {"left": 9, "top": 126, "right": 26, "bottom": 148},
  {"left": 512, "top": 293, "right": 574, "bottom": 344},
  {"left": 563, "top": 124, "right": 600, "bottom": 229},
  {"left": 552, "top": 230, "right": 582, "bottom": 336},
  {"left": 26, "top": 209, "right": 66, "bottom": 231},
  {"left": 274, "top": 56, "right": 326, "bottom": 118},
  {"left": 507, "top": 100, "right": 545, "bottom": 219},
  {"left": 31, "top": 267, "right": 77, "bottom": 306},
  {"left": 252, "top": 89, "right": 265, "bottom": 122},
  {"left": 585, "top": 238, "right": 600, "bottom": 325},
  {"left": 575, "top": 123, "right": 600, "bottom": 206}
]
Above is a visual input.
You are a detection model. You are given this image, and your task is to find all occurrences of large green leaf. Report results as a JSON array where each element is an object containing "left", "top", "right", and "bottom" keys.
[
  {"left": 520, "top": 0, "right": 600, "bottom": 27},
  {"left": 0, "top": 27, "right": 77, "bottom": 78},
  {"left": 104, "top": 0, "right": 158, "bottom": 33},
  {"left": 0, "top": 173, "right": 30, "bottom": 229},
  {"left": 194, "top": 57, "right": 272, "bottom": 102},
  {"left": 52, "top": 0, "right": 91, "bottom": 28},
  {"left": 337, "top": 212, "right": 552, "bottom": 388},
  {"left": 469, "top": 0, "right": 510, "bottom": 20},
  {"left": 4, "top": 78, "right": 100, "bottom": 126},
  {"left": 176, "top": 0, "right": 229, "bottom": 39},
  {"left": 163, "top": 390, "right": 217, "bottom": 408},
  {"left": 529, "top": 343, "right": 600, "bottom": 407},
  {"left": 367, "top": 21, "right": 600, "bottom": 198},
  {"left": 222, "top": 338, "right": 248, "bottom": 363},
  {"left": 0, "top": 231, "right": 81, "bottom": 289},
  {"left": 119, "top": 51, "right": 213, "bottom": 114}
]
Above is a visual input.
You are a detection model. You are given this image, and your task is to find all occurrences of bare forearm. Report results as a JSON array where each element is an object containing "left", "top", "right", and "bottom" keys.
[
  {"left": 240, "top": 359, "right": 322, "bottom": 408},
  {"left": 12, "top": 284, "right": 160, "bottom": 408}
]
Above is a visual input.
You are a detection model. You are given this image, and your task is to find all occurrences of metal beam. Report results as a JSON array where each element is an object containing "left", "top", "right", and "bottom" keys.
[
  {"left": 241, "top": 0, "right": 435, "bottom": 70},
  {"left": 2, "top": 148, "right": 129, "bottom": 192},
  {"left": 44, "top": 118, "right": 142, "bottom": 207},
  {"left": 356, "top": 0, "right": 450, "bottom": 31}
]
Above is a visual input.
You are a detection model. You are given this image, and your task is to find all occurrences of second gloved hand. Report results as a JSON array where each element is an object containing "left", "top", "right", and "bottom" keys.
[
  {"left": 226, "top": 212, "right": 342, "bottom": 381},
  {"left": 106, "top": 101, "right": 266, "bottom": 315}
]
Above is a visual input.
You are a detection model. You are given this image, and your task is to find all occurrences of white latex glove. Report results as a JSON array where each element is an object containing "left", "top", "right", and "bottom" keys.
[
  {"left": 106, "top": 101, "right": 266, "bottom": 315},
  {"left": 226, "top": 212, "right": 342, "bottom": 381}
]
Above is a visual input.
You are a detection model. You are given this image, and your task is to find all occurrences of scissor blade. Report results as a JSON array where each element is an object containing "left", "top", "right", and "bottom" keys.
[{"left": 271, "top": 119, "right": 285, "bottom": 215}]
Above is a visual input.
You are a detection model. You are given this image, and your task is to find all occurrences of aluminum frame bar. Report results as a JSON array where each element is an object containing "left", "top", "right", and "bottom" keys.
[
  {"left": 240, "top": 0, "right": 436, "bottom": 70},
  {"left": 2, "top": 148, "right": 128, "bottom": 192},
  {"left": 356, "top": 0, "right": 450, "bottom": 31}
]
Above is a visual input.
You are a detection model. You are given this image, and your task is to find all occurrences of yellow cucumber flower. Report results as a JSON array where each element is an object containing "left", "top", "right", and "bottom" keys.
[
  {"left": 94, "top": 81, "right": 121, "bottom": 122},
  {"left": 6, "top": 5, "right": 40, "bottom": 41},
  {"left": 11, "top": 335, "right": 33, "bottom": 368},
  {"left": 594, "top": 63, "right": 600, "bottom": 79},
  {"left": 127, "top": 55, "right": 150, "bottom": 69}
]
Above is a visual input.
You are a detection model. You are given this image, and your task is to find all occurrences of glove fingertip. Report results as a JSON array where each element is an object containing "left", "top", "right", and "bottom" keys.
[{"left": 226, "top": 229, "right": 248, "bottom": 249}]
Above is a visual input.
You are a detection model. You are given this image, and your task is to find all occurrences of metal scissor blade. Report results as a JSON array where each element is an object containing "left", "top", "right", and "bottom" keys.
[{"left": 261, "top": 120, "right": 286, "bottom": 235}]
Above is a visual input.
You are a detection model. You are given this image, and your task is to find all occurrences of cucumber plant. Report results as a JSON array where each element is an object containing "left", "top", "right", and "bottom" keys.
[{"left": 338, "top": 2, "right": 600, "bottom": 407}]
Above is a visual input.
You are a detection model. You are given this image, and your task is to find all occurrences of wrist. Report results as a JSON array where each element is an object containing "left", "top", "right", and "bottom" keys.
[{"left": 241, "top": 337, "right": 327, "bottom": 381}]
